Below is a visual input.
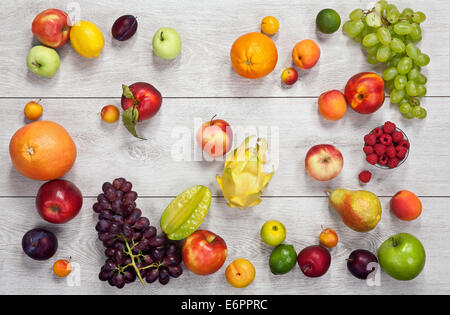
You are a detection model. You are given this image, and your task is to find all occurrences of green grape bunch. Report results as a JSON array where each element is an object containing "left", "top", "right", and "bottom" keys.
[{"left": 343, "top": 0, "right": 429, "bottom": 119}]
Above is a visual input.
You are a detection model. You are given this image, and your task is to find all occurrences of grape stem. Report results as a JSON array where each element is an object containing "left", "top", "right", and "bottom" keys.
[{"left": 123, "top": 236, "right": 146, "bottom": 286}]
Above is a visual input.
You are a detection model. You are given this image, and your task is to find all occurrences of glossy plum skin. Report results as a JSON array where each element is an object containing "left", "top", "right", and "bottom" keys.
[
  {"left": 347, "top": 249, "right": 378, "bottom": 280},
  {"left": 22, "top": 228, "right": 58, "bottom": 260},
  {"left": 112, "top": 15, "right": 137, "bottom": 41}
]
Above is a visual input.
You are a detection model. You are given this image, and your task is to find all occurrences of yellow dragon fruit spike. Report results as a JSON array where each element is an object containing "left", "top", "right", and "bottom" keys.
[{"left": 216, "top": 136, "right": 274, "bottom": 210}]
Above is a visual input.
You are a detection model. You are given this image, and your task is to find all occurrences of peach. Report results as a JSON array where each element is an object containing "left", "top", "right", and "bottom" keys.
[
  {"left": 390, "top": 190, "right": 422, "bottom": 221},
  {"left": 225, "top": 258, "right": 256, "bottom": 288},
  {"left": 292, "top": 39, "right": 320, "bottom": 69},
  {"left": 344, "top": 72, "right": 385, "bottom": 114},
  {"left": 281, "top": 67, "right": 298, "bottom": 85},
  {"left": 318, "top": 90, "right": 347, "bottom": 121}
]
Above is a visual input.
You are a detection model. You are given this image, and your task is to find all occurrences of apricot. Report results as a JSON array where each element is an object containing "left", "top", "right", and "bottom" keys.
[
  {"left": 101, "top": 105, "right": 120, "bottom": 123},
  {"left": 318, "top": 90, "right": 347, "bottom": 121},
  {"left": 24, "top": 101, "right": 43, "bottom": 121},
  {"left": 225, "top": 258, "right": 255, "bottom": 288},
  {"left": 292, "top": 39, "right": 320, "bottom": 69},
  {"left": 390, "top": 190, "right": 422, "bottom": 221}
]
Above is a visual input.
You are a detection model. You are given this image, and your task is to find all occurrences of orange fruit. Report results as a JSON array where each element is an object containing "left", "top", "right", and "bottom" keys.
[
  {"left": 101, "top": 105, "right": 120, "bottom": 123},
  {"left": 9, "top": 121, "right": 77, "bottom": 180},
  {"left": 230, "top": 32, "right": 278, "bottom": 79},
  {"left": 261, "top": 16, "right": 279, "bottom": 35},
  {"left": 318, "top": 90, "right": 347, "bottom": 121},
  {"left": 24, "top": 101, "right": 43, "bottom": 121},
  {"left": 53, "top": 259, "right": 72, "bottom": 277},
  {"left": 225, "top": 258, "right": 256, "bottom": 288},
  {"left": 319, "top": 228, "right": 339, "bottom": 248}
]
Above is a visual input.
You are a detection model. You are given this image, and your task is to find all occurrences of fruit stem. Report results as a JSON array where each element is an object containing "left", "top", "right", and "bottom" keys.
[
  {"left": 325, "top": 188, "right": 332, "bottom": 196},
  {"left": 123, "top": 238, "right": 146, "bottom": 286},
  {"left": 160, "top": 31, "right": 164, "bottom": 41},
  {"left": 139, "top": 262, "right": 163, "bottom": 271}
]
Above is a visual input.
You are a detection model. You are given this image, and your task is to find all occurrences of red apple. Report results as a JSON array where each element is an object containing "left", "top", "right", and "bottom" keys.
[
  {"left": 182, "top": 230, "right": 228, "bottom": 275},
  {"left": 344, "top": 72, "right": 385, "bottom": 114},
  {"left": 297, "top": 245, "right": 331, "bottom": 278},
  {"left": 121, "top": 82, "right": 162, "bottom": 121},
  {"left": 32, "top": 9, "right": 70, "bottom": 48},
  {"left": 36, "top": 179, "right": 83, "bottom": 224},
  {"left": 196, "top": 118, "right": 233, "bottom": 158},
  {"left": 281, "top": 67, "right": 298, "bottom": 85},
  {"left": 305, "top": 144, "right": 343, "bottom": 181}
]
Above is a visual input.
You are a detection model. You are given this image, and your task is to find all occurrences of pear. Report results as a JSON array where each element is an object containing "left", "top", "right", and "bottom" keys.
[{"left": 328, "top": 189, "right": 382, "bottom": 232}]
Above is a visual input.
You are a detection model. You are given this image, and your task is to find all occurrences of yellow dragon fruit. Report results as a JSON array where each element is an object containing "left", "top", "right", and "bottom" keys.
[{"left": 216, "top": 136, "right": 274, "bottom": 210}]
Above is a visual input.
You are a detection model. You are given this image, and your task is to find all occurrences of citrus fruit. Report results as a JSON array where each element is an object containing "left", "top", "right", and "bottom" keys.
[
  {"left": 225, "top": 258, "right": 256, "bottom": 288},
  {"left": 269, "top": 244, "right": 297, "bottom": 275},
  {"left": 53, "top": 259, "right": 72, "bottom": 277},
  {"left": 316, "top": 9, "right": 341, "bottom": 34},
  {"left": 261, "top": 16, "right": 279, "bottom": 35},
  {"left": 9, "top": 121, "right": 77, "bottom": 180},
  {"left": 230, "top": 32, "right": 278, "bottom": 79},
  {"left": 160, "top": 185, "right": 211, "bottom": 240},
  {"left": 70, "top": 20, "right": 104, "bottom": 58},
  {"left": 24, "top": 101, "right": 43, "bottom": 121},
  {"left": 260, "top": 220, "right": 286, "bottom": 246}
]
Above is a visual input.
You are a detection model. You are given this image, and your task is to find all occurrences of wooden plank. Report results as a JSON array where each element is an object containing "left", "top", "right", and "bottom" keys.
[
  {"left": 0, "top": 0, "right": 448, "bottom": 97},
  {"left": 1, "top": 97, "right": 449, "bottom": 197},
  {"left": 0, "top": 196, "right": 447, "bottom": 295}
]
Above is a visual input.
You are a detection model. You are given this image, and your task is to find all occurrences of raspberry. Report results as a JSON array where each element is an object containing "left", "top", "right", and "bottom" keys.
[
  {"left": 397, "top": 139, "right": 410, "bottom": 149},
  {"left": 396, "top": 146, "right": 408, "bottom": 159},
  {"left": 366, "top": 153, "right": 378, "bottom": 165},
  {"left": 359, "top": 170, "right": 372, "bottom": 183},
  {"left": 363, "top": 145, "right": 374, "bottom": 155},
  {"left": 383, "top": 121, "right": 396, "bottom": 134},
  {"left": 388, "top": 158, "right": 400, "bottom": 169},
  {"left": 378, "top": 154, "right": 388, "bottom": 166},
  {"left": 374, "top": 143, "right": 386, "bottom": 156},
  {"left": 379, "top": 134, "right": 393, "bottom": 146},
  {"left": 364, "top": 134, "right": 377, "bottom": 146},
  {"left": 386, "top": 146, "right": 396, "bottom": 158},
  {"left": 391, "top": 131, "right": 404, "bottom": 143},
  {"left": 371, "top": 127, "right": 383, "bottom": 138}
]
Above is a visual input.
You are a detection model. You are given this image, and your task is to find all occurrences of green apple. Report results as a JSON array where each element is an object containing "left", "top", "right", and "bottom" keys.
[
  {"left": 152, "top": 27, "right": 181, "bottom": 60},
  {"left": 27, "top": 45, "right": 60, "bottom": 77},
  {"left": 378, "top": 233, "right": 426, "bottom": 281}
]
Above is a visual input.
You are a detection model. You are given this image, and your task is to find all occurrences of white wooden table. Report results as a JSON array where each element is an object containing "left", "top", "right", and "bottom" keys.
[{"left": 1, "top": 0, "right": 449, "bottom": 295}]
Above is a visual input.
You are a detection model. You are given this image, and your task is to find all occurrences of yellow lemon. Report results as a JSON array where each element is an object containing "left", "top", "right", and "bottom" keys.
[{"left": 70, "top": 20, "right": 104, "bottom": 58}]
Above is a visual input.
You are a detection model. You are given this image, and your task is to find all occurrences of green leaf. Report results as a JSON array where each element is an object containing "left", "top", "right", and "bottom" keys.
[
  {"left": 122, "top": 106, "right": 146, "bottom": 140},
  {"left": 122, "top": 84, "right": 136, "bottom": 101}
]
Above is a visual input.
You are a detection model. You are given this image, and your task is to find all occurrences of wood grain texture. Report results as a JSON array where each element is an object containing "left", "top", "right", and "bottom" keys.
[
  {"left": 1, "top": 98, "right": 449, "bottom": 197},
  {"left": 1, "top": 0, "right": 449, "bottom": 296},
  {"left": 0, "top": 0, "right": 448, "bottom": 97},
  {"left": 0, "top": 197, "right": 448, "bottom": 295}
]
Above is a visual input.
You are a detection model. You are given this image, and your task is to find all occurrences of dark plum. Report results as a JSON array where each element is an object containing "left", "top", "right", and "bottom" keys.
[
  {"left": 347, "top": 249, "right": 378, "bottom": 280},
  {"left": 112, "top": 15, "right": 138, "bottom": 41},
  {"left": 22, "top": 228, "right": 58, "bottom": 260}
]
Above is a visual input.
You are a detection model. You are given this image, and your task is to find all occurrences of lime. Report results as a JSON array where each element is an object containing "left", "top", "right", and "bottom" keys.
[
  {"left": 269, "top": 244, "right": 297, "bottom": 275},
  {"left": 316, "top": 9, "right": 341, "bottom": 34},
  {"left": 260, "top": 220, "right": 286, "bottom": 247}
]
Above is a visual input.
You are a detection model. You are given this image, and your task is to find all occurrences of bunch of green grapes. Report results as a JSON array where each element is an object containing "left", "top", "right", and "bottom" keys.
[{"left": 342, "top": 0, "right": 429, "bottom": 119}]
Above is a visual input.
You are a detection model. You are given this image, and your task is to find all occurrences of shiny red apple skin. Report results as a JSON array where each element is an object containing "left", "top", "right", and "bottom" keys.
[
  {"left": 344, "top": 72, "right": 385, "bottom": 114},
  {"left": 36, "top": 179, "right": 83, "bottom": 224},
  {"left": 297, "top": 245, "right": 331, "bottom": 278},
  {"left": 121, "top": 82, "right": 162, "bottom": 121},
  {"left": 182, "top": 230, "right": 228, "bottom": 275},
  {"left": 196, "top": 119, "right": 233, "bottom": 158},
  {"left": 305, "top": 144, "right": 343, "bottom": 181},
  {"left": 32, "top": 9, "right": 71, "bottom": 48}
]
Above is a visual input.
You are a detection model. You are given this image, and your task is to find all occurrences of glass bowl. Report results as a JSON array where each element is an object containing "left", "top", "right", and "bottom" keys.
[{"left": 367, "top": 126, "right": 410, "bottom": 170}]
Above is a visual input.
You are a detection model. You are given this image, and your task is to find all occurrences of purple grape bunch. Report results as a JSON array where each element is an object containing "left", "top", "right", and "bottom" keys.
[{"left": 93, "top": 177, "right": 183, "bottom": 289}]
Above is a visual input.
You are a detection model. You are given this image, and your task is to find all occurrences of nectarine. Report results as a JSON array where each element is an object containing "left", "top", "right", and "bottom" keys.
[
  {"left": 390, "top": 190, "right": 422, "bottom": 221},
  {"left": 318, "top": 90, "right": 347, "bottom": 121}
]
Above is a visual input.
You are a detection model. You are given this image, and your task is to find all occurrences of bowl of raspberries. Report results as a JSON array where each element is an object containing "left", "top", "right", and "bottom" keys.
[{"left": 363, "top": 121, "right": 410, "bottom": 169}]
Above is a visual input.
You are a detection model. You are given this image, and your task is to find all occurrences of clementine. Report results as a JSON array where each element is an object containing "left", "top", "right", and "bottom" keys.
[
  {"left": 230, "top": 32, "right": 278, "bottom": 79},
  {"left": 9, "top": 121, "right": 77, "bottom": 180}
]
